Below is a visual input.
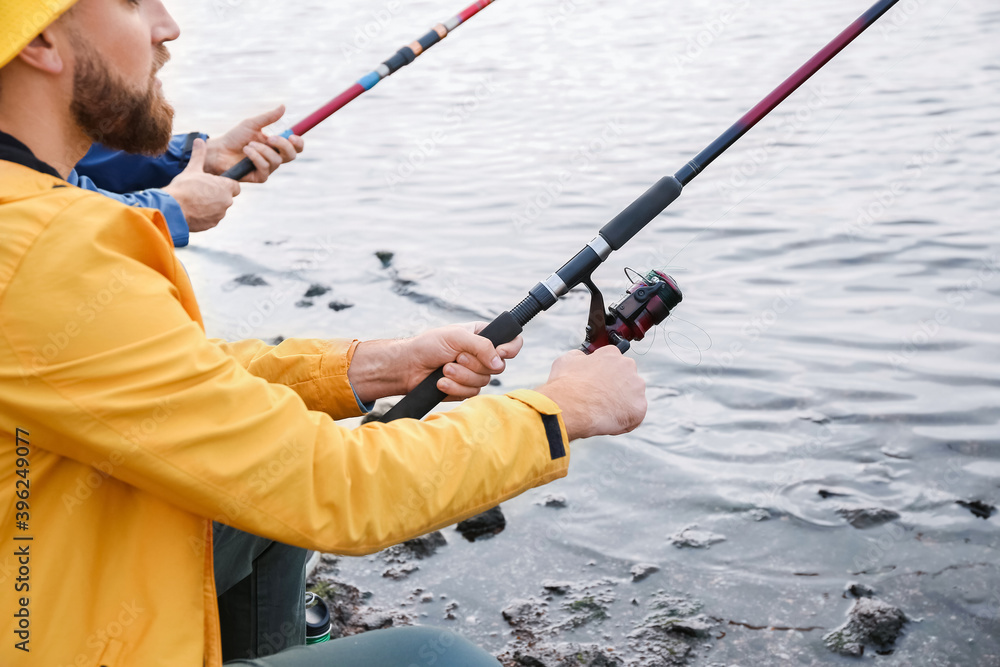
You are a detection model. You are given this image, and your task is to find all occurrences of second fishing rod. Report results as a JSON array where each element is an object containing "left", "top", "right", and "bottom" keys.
[
  {"left": 221, "top": 0, "right": 497, "bottom": 181},
  {"left": 380, "top": 0, "right": 901, "bottom": 423}
]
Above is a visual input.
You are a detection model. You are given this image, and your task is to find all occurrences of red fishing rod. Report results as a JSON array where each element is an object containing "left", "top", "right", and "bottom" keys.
[
  {"left": 222, "top": 0, "right": 498, "bottom": 180},
  {"left": 381, "top": 0, "right": 901, "bottom": 423}
]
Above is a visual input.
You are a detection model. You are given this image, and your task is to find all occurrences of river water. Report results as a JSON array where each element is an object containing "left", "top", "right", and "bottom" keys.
[{"left": 162, "top": 0, "right": 999, "bottom": 664}]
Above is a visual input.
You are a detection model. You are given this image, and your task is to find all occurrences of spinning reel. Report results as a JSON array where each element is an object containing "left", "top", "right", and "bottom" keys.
[{"left": 581, "top": 270, "right": 683, "bottom": 354}]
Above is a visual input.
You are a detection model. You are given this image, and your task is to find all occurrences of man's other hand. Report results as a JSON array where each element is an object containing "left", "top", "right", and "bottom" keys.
[
  {"left": 162, "top": 139, "right": 241, "bottom": 232},
  {"left": 535, "top": 347, "right": 647, "bottom": 440}
]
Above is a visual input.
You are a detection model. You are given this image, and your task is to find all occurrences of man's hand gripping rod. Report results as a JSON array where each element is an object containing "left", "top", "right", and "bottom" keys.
[{"left": 380, "top": 0, "right": 901, "bottom": 423}]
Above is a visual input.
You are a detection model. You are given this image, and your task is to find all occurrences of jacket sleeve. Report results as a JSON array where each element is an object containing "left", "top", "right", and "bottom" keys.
[
  {"left": 70, "top": 171, "right": 190, "bottom": 247},
  {"left": 76, "top": 132, "right": 204, "bottom": 191},
  {"left": 210, "top": 337, "right": 371, "bottom": 420},
  {"left": 3, "top": 195, "right": 570, "bottom": 556}
]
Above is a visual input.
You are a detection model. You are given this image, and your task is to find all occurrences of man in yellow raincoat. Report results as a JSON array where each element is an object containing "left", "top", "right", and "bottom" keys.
[{"left": 0, "top": 1, "right": 647, "bottom": 665}]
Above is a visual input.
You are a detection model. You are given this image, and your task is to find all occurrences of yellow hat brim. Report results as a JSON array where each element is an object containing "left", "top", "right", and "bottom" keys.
[{"left": 0, "top": 0, "right": 78, "bottom": 70}]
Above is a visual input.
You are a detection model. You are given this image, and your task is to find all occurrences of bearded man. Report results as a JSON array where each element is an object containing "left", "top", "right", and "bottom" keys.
[{"left": 0, "top": 2, "right": 647, "bottom": 666}]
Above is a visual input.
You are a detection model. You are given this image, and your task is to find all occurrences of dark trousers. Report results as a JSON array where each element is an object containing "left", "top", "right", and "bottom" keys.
[
  {"left": 214, "top": 523, "right": 309, "bottom": 661},
  {"left": 213, "top": 525, "right": 500, "bottom": 666}
]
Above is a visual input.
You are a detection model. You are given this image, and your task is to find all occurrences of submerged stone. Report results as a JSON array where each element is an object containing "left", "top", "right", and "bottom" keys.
[
  {"left": 382, "top": 563, "right": 419, "bottom": 580},
  {"left": 837, "top": 507, "right": 901, "bottom": 529},
  {"left": 540, "top": 494, "right": 568, "bottom": 509},
  {"left": 668, "top": 525, "right": 726, "bottom": 549},
  {"left": 502, "top": 598, "right": 549, "bottom": 631},
  {"left": 233, "top": 273, "right": 268, "bottom": 287},
  {"left": 328, "top": 301, "right": 355, "bottom": 312},
  {"left": 631, "top": 564, "right": 660, "bottom": 583},
  {"left": 823, "top": 597, "right": 908, "bottom": 657},
  {"left": 375, "top": 251, "right": 394, "bottom": 268},
  {"left": 956, "top": 499, "right": 995, "bottom": 519},
  {"left": 500, "top": 643, "right": 623, "bottom": 667},
  {"left": 542, "top": 581, "right": 573, "bottom": 596},
  {"left": 457, "top": 506, "right": 506, "bottom": 542},
  {"left": 304, "top": 283, "right": 330, "bottom": 298},
  {"left": 845, "top": 582, "right": 877, "bottom": 599},
  {"left": 382, "top": 531, "right": 447, "bottom": 563}
]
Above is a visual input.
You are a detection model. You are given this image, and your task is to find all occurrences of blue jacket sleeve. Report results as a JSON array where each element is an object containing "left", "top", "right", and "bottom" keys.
[
  {"left": 76, "top": 132, "right": 205, "bottom": 191},
  {"left": 67, "top": 171, "right": 191, "bottom": 248}
]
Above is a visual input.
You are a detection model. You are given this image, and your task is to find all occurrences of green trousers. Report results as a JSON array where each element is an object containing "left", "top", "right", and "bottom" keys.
[{"left": 213, "top": 524, "right": 499, "bottom": 666}]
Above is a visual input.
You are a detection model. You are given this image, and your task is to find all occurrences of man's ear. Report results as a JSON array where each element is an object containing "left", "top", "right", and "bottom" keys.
[{"left": 17, "top": 28, "right": 68, "bottom": 75}]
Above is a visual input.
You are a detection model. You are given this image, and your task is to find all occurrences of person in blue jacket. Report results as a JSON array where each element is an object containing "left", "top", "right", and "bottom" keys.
[{"left": 73, "top": 105, "right": 304, "bottom": 246}]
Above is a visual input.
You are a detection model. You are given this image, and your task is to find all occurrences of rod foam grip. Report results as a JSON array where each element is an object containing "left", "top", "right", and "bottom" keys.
[
  {"left": 599, "top": 176, "right": 682, "bottom": 250},
  {"left": 222, "top": 157, "right": 255, "bottom": 181},
  {"left": 379, "top": 311, "right": 524, "bottom": 423}
]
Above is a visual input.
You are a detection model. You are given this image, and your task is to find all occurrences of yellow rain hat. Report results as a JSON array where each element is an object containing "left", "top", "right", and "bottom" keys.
[{"left": 1, "top": 0, "right": 78, "bottom": 69}]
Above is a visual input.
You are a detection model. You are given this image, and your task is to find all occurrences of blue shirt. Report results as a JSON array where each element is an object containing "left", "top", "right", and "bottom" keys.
[{"left": 74, "top": 133, "right": 206, "bottom": 248}]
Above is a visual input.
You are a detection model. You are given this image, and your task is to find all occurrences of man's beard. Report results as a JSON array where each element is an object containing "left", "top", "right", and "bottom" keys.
[{"left": 70, "top": 39, "right": 174, "bottom": 156}]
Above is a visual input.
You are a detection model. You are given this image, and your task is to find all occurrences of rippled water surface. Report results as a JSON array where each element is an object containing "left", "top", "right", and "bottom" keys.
[{"left": 163, "top": 0, "right": 998, "bottom": 663}]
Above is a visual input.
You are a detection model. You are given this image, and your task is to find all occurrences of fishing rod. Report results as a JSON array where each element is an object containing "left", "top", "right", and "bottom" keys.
[
  {"left": 221, "top": 0, "right": 497, "bottom": 181},
  {"left": 380, "top": 0, "right": 901, "bottom": 423}
]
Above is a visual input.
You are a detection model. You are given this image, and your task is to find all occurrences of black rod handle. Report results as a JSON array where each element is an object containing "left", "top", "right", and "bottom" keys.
[
  {"left": 599, "top": 176, "right": 682, "bottom": 250},
  {"left": 222, "top": 157, "right": 256, "bottom": 181},
  {"left": 379, "top": 311, "right": 525, "bottom": 423}
]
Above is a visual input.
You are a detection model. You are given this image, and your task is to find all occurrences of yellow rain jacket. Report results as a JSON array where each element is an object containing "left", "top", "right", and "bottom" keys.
[{"left": 0, "top": 138, "right": 570, "bottom": 667}]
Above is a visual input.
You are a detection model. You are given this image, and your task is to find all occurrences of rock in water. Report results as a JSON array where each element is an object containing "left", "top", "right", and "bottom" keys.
[
  {"left": 304, "top": 283, "right": 330, "bottom": 298},
  {"left": 375, "top": 251, "right": 394, "bottom": 268},
  {"left": 668, "top": 525, "right": 726, "bottom": 549},
  {"left": 823, "top": 597, "right": 908, "bottom": 657},
  {"left": 541, "top": 581, "right": 573, "bottom": 596},
  {"left": 456, "top": 506, "right": 506, "bottom": 542},
  {"left": 539, "top": 494, "right": 568, "bottom": 509},
  {"left": 630, "top": 564, "right": 660, "bottom": 582},
  {"left": 234, "top": 273, "right": 268, "bottom": 287},
  {"left": 328, "top": 301, "right": 354, "bottom": 312},
  {"left": 845, "top": 582, "right": 876, "bottom": 599},
  {"left": 382, "top": 563, "right": 419, "bottom": 580},
  {"left": 397, "top": 532, "right": 447, "bottom": 560},
  {"left": 836, "top": 508, "right": 901, "bottom": 529},
  {"left": 956, "top": 499, "right": 995, "bottom": 519}
]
